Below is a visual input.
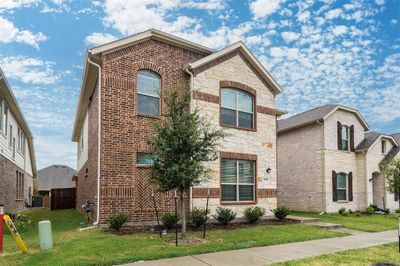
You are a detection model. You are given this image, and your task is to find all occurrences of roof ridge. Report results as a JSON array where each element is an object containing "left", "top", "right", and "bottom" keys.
[{"left": 279, "top": 104, "right": 337, "bottom": 121}]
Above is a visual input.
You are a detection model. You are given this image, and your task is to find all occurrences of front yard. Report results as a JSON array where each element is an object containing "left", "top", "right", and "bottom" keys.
[
  {"left": 293, "top": 211, "right": 398, "bottom": 232},
  {"left": 0, "top": 209, "right": 345, "bottom": 266},
  {"left": 275, "top": 243, "right": 400, "bottom": 266}
]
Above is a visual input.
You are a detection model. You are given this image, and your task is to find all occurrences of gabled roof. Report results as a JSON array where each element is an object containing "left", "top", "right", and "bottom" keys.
[
  {"left": 186, "top": 41, "right": 283, "bottom": 95},
  {"left": 277, "top": 104, "right": 370, "bottom": 134},
  {"left": 0, "top": 67, "right": 37, "bottom": 178},
  {"left": 36, "top": 164, "right": 77, "bottom": 191},
  {"left": 383, "top": 133, "right": 400, "bottom": 162},
  {"left": 356, "top": 131, "right": 398, "bottom": 152}
]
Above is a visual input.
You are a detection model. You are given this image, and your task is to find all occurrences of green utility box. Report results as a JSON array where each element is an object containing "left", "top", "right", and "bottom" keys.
[{"left": 38, "top": 220, "right": 53, "bottom": 250}]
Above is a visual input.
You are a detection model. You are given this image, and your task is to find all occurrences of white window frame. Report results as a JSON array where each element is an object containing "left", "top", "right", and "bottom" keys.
[
  {"left": 220, "top": 88, "right": 254, "bottom": 129},
  {"left": 137, "top": 70, "right": 161, "bottom": 116},
  {"left": 221, "top": 159, "right": 255, "bottom": 202}
]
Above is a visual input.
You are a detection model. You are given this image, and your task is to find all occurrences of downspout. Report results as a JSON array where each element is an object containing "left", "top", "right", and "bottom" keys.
[
  {"left": 184, "top": 66, "right": 194, "bottom": 212},
  {"left": 316, "top": 119, "right": 326, "bottom": 211},
  {"left": 87, "top": 56, "right": 101, "bottom": 226}
]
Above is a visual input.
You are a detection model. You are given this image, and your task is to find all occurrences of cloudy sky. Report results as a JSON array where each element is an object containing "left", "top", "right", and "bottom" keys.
[{"left": 0, "top": 0, "right": 399, "bottom": 170}]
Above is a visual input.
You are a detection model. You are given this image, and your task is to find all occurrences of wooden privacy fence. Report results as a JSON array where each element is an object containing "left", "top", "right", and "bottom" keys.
[{"left": 51, "top": 188, "right": 76, "bottom": 210}]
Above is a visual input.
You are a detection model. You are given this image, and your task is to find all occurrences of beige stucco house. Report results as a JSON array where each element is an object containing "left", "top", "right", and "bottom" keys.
[{"left": 277, "top": 104, "right": 399, "bottom": 213}]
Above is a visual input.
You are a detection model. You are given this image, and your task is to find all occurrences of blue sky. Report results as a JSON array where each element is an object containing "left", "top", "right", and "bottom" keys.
[{"left": 0, "top": 0, "right": 399, "bottom": 170}]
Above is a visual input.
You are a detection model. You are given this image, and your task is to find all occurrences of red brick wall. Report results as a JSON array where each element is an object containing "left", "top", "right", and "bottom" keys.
[
  {"left": 0, "top": 154, "right": 32, "bottom": 212},
  {"left": 98, "top": 39, "right": 206, "bottom": 225},
  {"left": 76, "top": 80, "right": 99, "bottom": 221}
]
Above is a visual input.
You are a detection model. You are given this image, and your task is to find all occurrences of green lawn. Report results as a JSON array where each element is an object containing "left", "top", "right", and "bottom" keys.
[
  {"left": 275, "top": 243, "right": 400, "bottom": 266},
  {"left": 0, "top": 209, "right": 345, "bottom": 266},
  {"left": 293, "top": 211, "right": 399, "bottom": 232}
]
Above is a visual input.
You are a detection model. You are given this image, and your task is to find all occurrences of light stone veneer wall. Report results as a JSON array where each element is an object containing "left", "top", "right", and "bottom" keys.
[
  {"left": 191, "top": 53, "right": 277, "bottom": 216},
  {"left": 277, "top": 123, "right": 325, "bottom": 211},
  {"left": 323, "top": 109, "right": 367, "bottom": 212},
  {"left": 364, "top": 137, "right": 397, "bottom": 210}
]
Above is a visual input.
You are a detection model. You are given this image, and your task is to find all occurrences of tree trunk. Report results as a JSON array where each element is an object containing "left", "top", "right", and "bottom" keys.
[{"left": 180, "top": 191, "right": 186, "bottom": 237}]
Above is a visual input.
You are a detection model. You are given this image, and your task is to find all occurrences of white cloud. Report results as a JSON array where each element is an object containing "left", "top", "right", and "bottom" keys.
[
  {"left": 249, "top": 0, "right": 285, "bottom": 18},
  {"left": 35, "top": 138, "right": 76, "bottom": 169},
  {"left": 281, "top": 31, "right": 299, "bottom": 42},
  {"left": 84, "top": 32, "right": 117, "bottom": 47},
  {"left": 391, "top": 19, "right": 398, "bottom": 25},
  {"left": 0, "top": 16, "right": 47, "bottom": 48},
  {"left": 332, "top": 25, "right": 348, "bottom": 36},
  {"left": 325, "top": 8, "right": 341, "bottom": 19},
  {"left": 0, "top": 56, "right": 59, "bottom": 84},
  {"left": 181, "top": 0, "right": 225, "bottom": 10},
  {"left": 375, "top": 0, "right": 385, "bottom": 5},
  {"left": 0, "top": 0, "right": 40, "bottom": 12}
]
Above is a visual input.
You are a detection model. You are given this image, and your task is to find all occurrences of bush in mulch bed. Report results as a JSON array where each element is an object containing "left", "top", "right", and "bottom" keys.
[
  {"left": 108, "top": 214, "right": 128, "bottom": 232},
  {"left": 213, "top": 207, "right": 237, "bottom": 226},
  {"left": 273, "top": 206, "right": 290, "bottom": 221},
  {"left": 244, "top": 206, "right": 265, "bottom": 224}
]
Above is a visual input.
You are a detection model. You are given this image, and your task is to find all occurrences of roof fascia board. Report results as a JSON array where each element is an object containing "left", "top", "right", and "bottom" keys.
[
  {"left": 90, "top": 29, "right": 214, "bottom": 56},
  {"left": 277, "top": 120, "right": 322, "bottom": 134},
  {"left": 323, "top": 106, "right": 370, "bottom": 130}
]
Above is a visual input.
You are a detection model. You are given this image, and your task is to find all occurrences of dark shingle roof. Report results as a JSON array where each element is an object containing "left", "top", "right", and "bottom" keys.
[
  {"left": 36, "top": 165, "right": 77, "bottom": 191},
  {"left": 356, "top": 131, "right": 383, "bottom": 151},
  {"left": 277, "top": 104, "right": 339, "bottom": 133},
  {"left": 383, "top": 134, "right": 400, "bottom": 161}
]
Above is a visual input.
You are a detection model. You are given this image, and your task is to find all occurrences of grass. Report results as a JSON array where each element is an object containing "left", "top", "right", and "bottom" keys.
[
  {"left": 275, "top": 243, "right": 400, "bottom": 266},
  {"left": 292, "top": 211, "right": 399, "bottom": 232},
  {"left": 0, "top": 209, "right": 346, "bottom": 266}
]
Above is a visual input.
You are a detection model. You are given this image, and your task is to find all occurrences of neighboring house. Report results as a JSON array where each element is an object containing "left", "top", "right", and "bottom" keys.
[
  {"left": 0, "top": 67, "right": 36, "bottom": 212},
  {"left": 36, "top": 164, "right": 77, "bottom": 196},
  {"left": 72, "top": 29, "right": 285, "bottom": 226},
  {"left": 277, "top": 104, "right": 400, "bottom": 213}
]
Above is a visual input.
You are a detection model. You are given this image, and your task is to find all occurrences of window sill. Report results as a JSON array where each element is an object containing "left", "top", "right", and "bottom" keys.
[
  {"left": 336, "top": 200, "right": 349, "bottom": 203},
  {"left": 221, "top": 201, "right": 256, "bottom": 205},
  {"left": 138, "top": 113, "right": 162, "bottom": 120},
  {"left": 220, "top": 124, "right": 256, "bottom": 132},
  {"left": 136, "top": 164, "right": 151, "bottom": 168}
]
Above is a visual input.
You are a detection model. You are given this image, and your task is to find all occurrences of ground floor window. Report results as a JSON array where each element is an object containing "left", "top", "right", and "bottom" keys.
[
  {"left": 221, "top": 159, "right": 255, "bottom": 202},
  {"left": 16, "top": 171, "right": 24, "bottom": 201},
  {"left": 336, "top": 173, "right": 347, "bottom": 201}
]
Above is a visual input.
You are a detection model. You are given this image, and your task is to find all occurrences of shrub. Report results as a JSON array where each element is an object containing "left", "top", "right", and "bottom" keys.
[
  {"left": 348, "top": 209, "right": 353, "bottom": 214},
  {"left": 365, "top": 207, "right": 374, "bottom": 216},
  {"left": 162, "top": 213, "right": 179, "bottom": 229},
  {"left": 5, "top": 212, "right": 32, "bottom": 232},
  {"left": 213, "top": 207, "right": 236, "bottom": 225},
  {"left": 273, "top": 206, "right": 290, "bottom": 221},
  {"left": 338, "top": 207, "right": 347, "bottom": 215},
  {"left": 384, "top": 208, "right": 390, "bottom": 215},
  {"left": 108, "top": 214, "right": 128, "bottom": 231},
  {"left": 396, "top": 208, "right": 400, "bottom": 214},
  {"left": 244, "top": 206, "right": 265, "bottom": 223},
  {"left": 355, "top": 211, "right": 361, "bottom": 217},
  {"left": 369, "top": 204, "right": 379, "bottom": 212},
  {"left": 191, "top": 208, "right": 209, "bottom": 227}
]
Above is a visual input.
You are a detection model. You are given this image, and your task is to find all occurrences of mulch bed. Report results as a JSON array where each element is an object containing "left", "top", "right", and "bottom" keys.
[{"left": 108, "top": 218, "right": 299, "bottom": 235}]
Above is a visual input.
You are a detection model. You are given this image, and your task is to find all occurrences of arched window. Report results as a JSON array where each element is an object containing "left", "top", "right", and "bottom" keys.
[
  {"left": 137, "top": 70, "right": 160, "bottom": 116},
  {"left": 220, "top": 88, "right": 254, "bottom": 129}
]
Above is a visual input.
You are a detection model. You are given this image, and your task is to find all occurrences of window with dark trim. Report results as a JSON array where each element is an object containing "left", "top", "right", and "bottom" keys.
[
  {"left": 336, "top": 172, "right": 347, "bottom": 201},
  {"left": 221, "top": 159, "right": 255, "bottom": 202},
  {"left": 341, "top": 125, "right": 349, "bottom": 151},
  {"left": 221, "top": 88, "right": 254, "bottom": 129},
  {"left": 136, "top": 152, "right": 156, "bottom": 166},
  {"left": 382, "top": 140, "right": 387, "bottom": 154},
  {"left": 137, "top": 70, "right": 160, "bottom": 116},
  {"left": 16, "top": 171, "right": 24, "bottom": 201}
]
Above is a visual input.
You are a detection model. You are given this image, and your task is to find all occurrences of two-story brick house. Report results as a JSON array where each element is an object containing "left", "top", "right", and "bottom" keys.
[
  {"left": 72, "top": 29, "right": 285, "bottom": 226},
  {"left": 277, "top": 104, "right": 399, "bottom": 212},
  {"left": 0, "top": 67, "right": 36, "bottom": 212}
]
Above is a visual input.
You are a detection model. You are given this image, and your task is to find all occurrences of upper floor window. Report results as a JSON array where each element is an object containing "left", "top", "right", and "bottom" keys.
[
  {"left": 17, "top": 127, "right": 25, "bottom": 155},
  {"left": 221, "top": 88, "right": 254, "bottom": 129},
  {"left": 382, "top": 140, "right": 387, "bottom": 154},
  {"left": 0, "top": 97, "right": 8, "bottom": 135},
  {"left": 137, "top": 70, "right": 160, "bottom": 116},
  {"left": 221, "top": 159, "right": 255, "bottom": 202},
  {"left": 341, "top": 125, "right": 349, "bottom": 151}
]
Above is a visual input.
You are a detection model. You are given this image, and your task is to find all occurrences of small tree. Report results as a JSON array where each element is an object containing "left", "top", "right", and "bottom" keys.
[
  {"left": 382, "top": 158, "right": 400, "bottom": 208},
  {"left": 149, "top": 89, "right": 226, "bottom": 236}
]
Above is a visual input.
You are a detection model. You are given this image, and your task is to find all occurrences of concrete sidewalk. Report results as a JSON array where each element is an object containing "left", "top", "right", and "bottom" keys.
[{"left": 127, "top": 230, "right": 397, "bottom": 266}]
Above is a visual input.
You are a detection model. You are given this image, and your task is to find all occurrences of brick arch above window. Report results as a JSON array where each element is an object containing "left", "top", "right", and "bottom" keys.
[
  {"left": 219, "top": 80, "right": 256, "bottom": 96},
  {"left": 134, "top": 61, "right": 166, "bottom": 76}
]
